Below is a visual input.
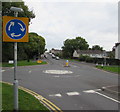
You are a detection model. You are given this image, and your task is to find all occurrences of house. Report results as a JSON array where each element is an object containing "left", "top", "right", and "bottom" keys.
[
  {"left": 50, "top": 48, "right": 62, "bottom": 55},
  {"left": 114, "top": 42, "right": 120, "bottom": 60},
  {"left": 73, "top": 50, "right": 105, "bottom": 58}
]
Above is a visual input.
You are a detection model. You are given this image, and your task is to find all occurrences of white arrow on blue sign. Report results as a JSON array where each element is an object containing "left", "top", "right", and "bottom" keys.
[{"left": 6, "top": 19, "right": 26, "bottom": 40}]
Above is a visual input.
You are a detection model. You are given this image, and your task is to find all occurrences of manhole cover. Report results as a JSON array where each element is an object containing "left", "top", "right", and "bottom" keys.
[{"left": 43, "top": 70, "right": 73, "bottom": 74}]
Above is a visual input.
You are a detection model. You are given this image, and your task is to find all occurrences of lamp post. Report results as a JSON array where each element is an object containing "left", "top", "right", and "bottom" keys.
[
  {"left": 10, "top": 7, "right": 23, "bottom": 111},
  {"left": 104, "top": 50, "right": 106, "bottom": 66}
]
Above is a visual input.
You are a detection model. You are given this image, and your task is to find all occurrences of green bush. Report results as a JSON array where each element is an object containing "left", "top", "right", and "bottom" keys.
[
  {"left": 79, "top": 55, "right": 90, "bottom": 61},
  {"left": 85, "top": 57, "right": 94, "bottom": 63}
]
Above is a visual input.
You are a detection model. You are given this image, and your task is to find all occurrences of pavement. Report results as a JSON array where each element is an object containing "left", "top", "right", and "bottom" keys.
[{"left": 2, "top": 54, "right": 119, "bottom": 111}]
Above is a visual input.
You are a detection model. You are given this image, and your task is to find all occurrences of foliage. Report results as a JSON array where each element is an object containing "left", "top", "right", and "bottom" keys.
[
  {"left": 107, "top": 51, "right": 115, "bottom": 59},
  {"left": 2, "top": 33, "right": 46, "bottom": 62},
  {"left": 2, "top": 0, "right": 37, "bottom": 62},
  {"left": 18, "top": 33, "right": 46, "bottom": 62},
  {"left": 62, "top": 37, "right": 89, "bottom": 58},
  {"left": 2, "top": 42, "right": 14, "bottom": 62},
  {"left": 79, "top": 55, "right": 89, "bottom": 61},
  {"left": 2, "top": 1, "right": 35, "bottom": 22},
  {"left": 96, "top": 66, "right": 120, "bottom": 74},
  {"left": 91, "top": 45, "right": 103, "bottom": 51}
]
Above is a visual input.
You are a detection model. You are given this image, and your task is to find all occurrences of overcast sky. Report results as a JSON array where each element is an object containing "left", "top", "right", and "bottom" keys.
[{"left": 24, "top": 0, "right": 119, "bottom": 51}]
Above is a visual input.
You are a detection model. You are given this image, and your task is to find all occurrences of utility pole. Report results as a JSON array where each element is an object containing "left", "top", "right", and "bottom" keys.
[
  {"left": 104, "top": 50, "right": 106, "bottom": 66},
  {"left": 10, "top": 7, "right": 23, "bottom": 111}
]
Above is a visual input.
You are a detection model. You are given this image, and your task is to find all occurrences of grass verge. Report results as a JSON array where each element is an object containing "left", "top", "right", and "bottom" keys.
[
  {"left": 1, "top": 82, "right": 50, "bottom": 111},
  {"left": 96, "top": 66, "right": 120, "bottom": 74},
  {"left": 2, "top": 60, "right": 47, "bottom": 67}
]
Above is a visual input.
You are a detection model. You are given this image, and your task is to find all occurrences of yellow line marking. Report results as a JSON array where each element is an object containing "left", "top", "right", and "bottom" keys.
[
  {"left": 1, "top": 81, "right": 63, "bottom": 112},
  {"left": 42, "top": 100, "right": 58, "bottom": 112}
]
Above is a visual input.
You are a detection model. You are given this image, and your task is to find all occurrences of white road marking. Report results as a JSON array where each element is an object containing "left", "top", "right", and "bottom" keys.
[
  {"left": 53, "top": 75, "right": 80, "bottom": 78},
  {"left": 29, "top": 70, "right": 32, "bottom": 73},
  {"left": 83, "top": 90, "right": 96, "bottom": 93},
  {"left": 49, "top": 94, "right": 62, "bottom": 97},
  {"left": 83, "top": 89, "right": 101, "bottom": 93},
  {"left": 67, "top": 92, "right": 80, "bottom": 96},
  {"left": 95, "top": 91, "right": 120, "bottom": 103},
  {"left": 43, "top": 70, "right": 73, "bottom": 74},
  {"left": 1, "top": 70, "right": 5, "bottom": 72},
  {"left": 83, "top": 89, "right": 120, "bottom": 103}
]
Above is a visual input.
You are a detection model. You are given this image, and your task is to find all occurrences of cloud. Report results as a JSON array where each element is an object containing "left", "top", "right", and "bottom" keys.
[{"left": 25, "top": 1, "right": 118, "bottom": 51}]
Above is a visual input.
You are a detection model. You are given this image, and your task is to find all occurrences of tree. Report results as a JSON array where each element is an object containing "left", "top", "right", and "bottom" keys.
[
  {"left": 2, "top": 1, "right": 35, "bottom": 22},
  {"left": 21, "top": 33, "right": 46, "bottom": 62},
  {"left": 62, "top": 37, "right": 89, "bottom": 58},
  {"left": 2, "top": 1, "right": 35, "bottom": 62},
  {"left": 91, "top": 45, "right": 103, "bottom": 51}
]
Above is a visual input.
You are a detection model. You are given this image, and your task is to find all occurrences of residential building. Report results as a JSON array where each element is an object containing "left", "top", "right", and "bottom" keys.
[
  {"left": 50, "top": 48, "right": 62, "bottom": 55},
  {"left": 73, "top": 50, "right": 105, "bottom": 58},
  {"left": 114, "top": 42, "right": 120, "bottom": 60}
]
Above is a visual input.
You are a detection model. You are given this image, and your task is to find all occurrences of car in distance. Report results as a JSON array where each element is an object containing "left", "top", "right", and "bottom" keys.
[
  {"left": 56, "top": 56, "right": 60, "bottom": 60},
  {"left": 52, "top": 54, "right": 56, "bottom": 58}
]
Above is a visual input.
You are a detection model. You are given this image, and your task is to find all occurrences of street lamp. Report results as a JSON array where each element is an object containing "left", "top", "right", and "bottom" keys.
[
  {"left": 10, "top": 6, "right": 23, "bottom": 111},
  {"left": 104, "top": 50, "right": 106, "bottom": 66}
]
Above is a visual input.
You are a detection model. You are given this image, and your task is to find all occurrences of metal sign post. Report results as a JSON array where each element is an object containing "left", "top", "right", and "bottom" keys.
[
  {"left": 10, "top": 7, "right": 23, "bottom": 111},
  {"left": 3, "top": 7, "right": 29, "bottom": 111},
  {"left": 13, "top": 11, "right": 19, "bottom": 111},
  {"left": 13, "top": 11, "right": 18, "bottom": 110}
]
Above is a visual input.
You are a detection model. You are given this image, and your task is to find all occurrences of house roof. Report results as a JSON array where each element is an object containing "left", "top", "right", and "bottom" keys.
[
  {"left": 76, "top": 50, "right": 104, "bottom": 54},
  {"left": 115, "top": 42, "right": 120, "bottom": 47}
]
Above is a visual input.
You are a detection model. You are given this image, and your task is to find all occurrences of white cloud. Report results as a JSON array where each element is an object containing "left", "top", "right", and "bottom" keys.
[{"left": 24, "top": 1, "right": 118, "bottom": 51}]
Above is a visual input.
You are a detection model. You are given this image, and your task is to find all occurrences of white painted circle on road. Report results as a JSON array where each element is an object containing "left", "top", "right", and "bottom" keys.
[{"left": 43, "top": 70, "right": 73, "bottom": 74}]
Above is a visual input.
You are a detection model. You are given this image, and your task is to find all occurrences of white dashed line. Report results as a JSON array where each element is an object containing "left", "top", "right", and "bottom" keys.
[
  {"left": 49, "top": 94, "right": 62, "bottom": 97},
  {"left": 66, "top": 92, "right": 80, "bottom": 96},
  {"left": 83, "top": 90, "right": 96, "bottom": 93},
  {"left": 83, "top": 89, "right": 101, "bottom": 93}
]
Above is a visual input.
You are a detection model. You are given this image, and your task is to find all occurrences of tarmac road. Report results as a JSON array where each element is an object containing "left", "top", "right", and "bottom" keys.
[{"left": 2, "top": 54, "right": 119, "bottom": 111}]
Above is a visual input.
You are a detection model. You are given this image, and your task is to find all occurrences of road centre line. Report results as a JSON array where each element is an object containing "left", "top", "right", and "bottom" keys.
[
  {"left": 66, "top": 92, "right": 80, "bottom": 96},
  {"left": 49, "top": 94, "right": 62, "bottom": 97}
]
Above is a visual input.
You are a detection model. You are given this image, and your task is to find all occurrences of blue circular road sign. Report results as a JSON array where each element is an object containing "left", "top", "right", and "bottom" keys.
[{"left": 6, "top": 19, "right": 26, "bottom": 40}]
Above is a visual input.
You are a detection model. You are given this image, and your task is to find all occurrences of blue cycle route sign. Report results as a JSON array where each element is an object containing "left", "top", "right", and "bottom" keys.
[{"left": 6, "top": 19, "right": 26, "bottom": 40}]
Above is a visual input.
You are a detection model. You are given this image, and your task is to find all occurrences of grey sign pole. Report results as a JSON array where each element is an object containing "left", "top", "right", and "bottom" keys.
[
  {"left": 10, "top": 7, "right": 23, "bottom": 111},
  {"left": 14, "top": 11, "right": 18, "bottom": 111}
]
